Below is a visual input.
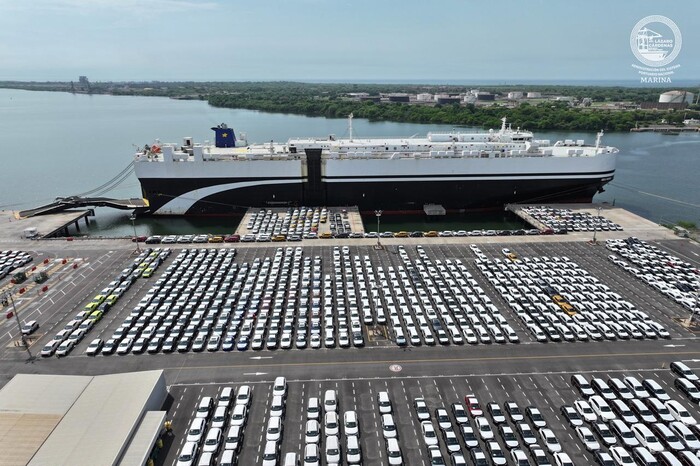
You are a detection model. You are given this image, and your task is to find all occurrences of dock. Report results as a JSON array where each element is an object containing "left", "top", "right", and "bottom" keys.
[
  {"left": 505, "top": 204, "right": 549, "bottom": 230},
  {"left": 630, "top": 125, "right": 700, "bottom": 133},
  {"left": 507, "top": 203, "right": 678, "bottom": 241},
  {"left": 0, "top": 202, "right": 682, "bottom": 248},
  {"left": 235, "top": 206, "right": 365, "bottom": 237},
  {"left": 0, "top": 210, "right": 92, "bottom": 241}
]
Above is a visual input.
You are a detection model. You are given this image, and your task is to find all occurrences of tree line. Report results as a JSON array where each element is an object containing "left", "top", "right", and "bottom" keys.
[
  {"left": 207, "top": 93, "right": 698, "bottom": 132},
  {"left": 2, "top": 80, "right": 698, "bottom": 131}
]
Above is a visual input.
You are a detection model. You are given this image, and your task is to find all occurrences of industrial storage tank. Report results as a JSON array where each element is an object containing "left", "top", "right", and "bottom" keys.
[
  {"left": 508, "top": 91, "right": 524, "bottom": 99},
  {"left": 659, "top": 90, "right": 694, "bottom": 104}
]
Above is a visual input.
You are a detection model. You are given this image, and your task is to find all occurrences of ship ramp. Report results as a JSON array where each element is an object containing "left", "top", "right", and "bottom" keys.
[{"left": 18, "top": 197, "right": 149, "bottom": 218}]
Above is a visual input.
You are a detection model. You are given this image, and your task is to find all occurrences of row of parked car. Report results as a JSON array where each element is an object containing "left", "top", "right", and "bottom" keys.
[
  {"left": 472, "top": 245, "right": 670, "bottom": 344},
  {"left": 40, "top": 248, "right": 168, "bottom": 357},
  {"left": 386, "top": 245, "right": 520, "bottom": 347},
  {"left": 142, "top": 228, "right": 555, "bottom": 244},
  {"left": 177, "top": 378, "right": 362, "bottom": 466},
  {"left": 413, "top": 389, "right": 575, "bottom": 466},
  {"left": 91, "top": 245, "right": 369, "bottom": 356},
  {"left": 564, "top": 367, "right": 700, "bottom": 466},
  {"left": 178, "top": 384, "right": 253, "bottom": 466},
  {"left": 298, "top": 387, "right": 362, "bottom": 465},
  {"left": 246, "top": 207, "right": 328, "bottom": 238},
  {"left": 522, "top": 206, "right": 623, "bottom": 233},
  {"left": 606, "top": 237, "right": 698, "bottom": 312},
  {"left": 0, "top": 249, "right": 32, "bottom": 280}
]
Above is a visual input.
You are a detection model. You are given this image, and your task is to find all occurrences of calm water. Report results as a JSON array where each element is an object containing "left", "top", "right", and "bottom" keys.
[{"left": 0, "top": 89, "right": 698, "bottom": 236}]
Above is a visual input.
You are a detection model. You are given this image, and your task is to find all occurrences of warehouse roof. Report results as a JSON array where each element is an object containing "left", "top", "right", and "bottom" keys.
[{"left": 0, "top": 370, "right": 166, "bottom": 466}]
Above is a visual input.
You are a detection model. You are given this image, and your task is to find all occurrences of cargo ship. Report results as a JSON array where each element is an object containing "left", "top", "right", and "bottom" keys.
[{"left": 133, "top": 116, "right": 618, "bottom": 216}]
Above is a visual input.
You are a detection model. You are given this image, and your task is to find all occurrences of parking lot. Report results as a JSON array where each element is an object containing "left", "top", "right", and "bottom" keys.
[
  {"left": 606, "top": 237, "right": 698, "bottom": 313},
  {"left": 161, "top": 360, "right": 700, "bottom": 466},
  {"left": 23, "top": 235, "right": 698, "bottom": 365},
  {"left": 0, "top": 234, "right": 698, "bottom": 466},
  {"left": 471, "top": 244, "right": 672, "bottom": 344}
]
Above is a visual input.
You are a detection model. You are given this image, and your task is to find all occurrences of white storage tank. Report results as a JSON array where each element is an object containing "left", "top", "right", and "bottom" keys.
[
  {"left": 508, "top": 91, "right": 524, "bottom": 99},
  {"left": 659, "top": 90, "right": 694, "bottom": 104},
  {"left": 526, "top": 92, "right": 542, "bottom": 98}
]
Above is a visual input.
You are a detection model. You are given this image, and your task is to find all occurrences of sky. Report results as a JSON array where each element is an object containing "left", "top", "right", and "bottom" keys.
[{"left": 0, "top": 0, "right": 698, "bottom": 83}]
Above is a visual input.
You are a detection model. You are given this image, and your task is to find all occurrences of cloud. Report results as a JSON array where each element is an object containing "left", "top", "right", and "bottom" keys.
[{"left": 0, "top": 0, "right": 218, "bottom": 14}]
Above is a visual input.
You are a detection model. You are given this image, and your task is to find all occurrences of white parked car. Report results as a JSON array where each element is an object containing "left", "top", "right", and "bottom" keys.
[
  {"left": 574, "top": 399, "right": 597, "bottom": 423},
  {"left": 421, "top": 420, "right": 438, "bottom": 446},
  {"left": 666, "top": 399, "right": 697, "bottom": 426},
  {"left": 305, "top": 420, "right": 320, "bottom": 444},
  {"left": 540, "top": 428, "right": 562, "bottom": 454},
  {"left": 589, "top": 395, "right": 615, "bottom": 422},
  {"left": 575, "top": 425, "right": 601, "bottom": 452}
]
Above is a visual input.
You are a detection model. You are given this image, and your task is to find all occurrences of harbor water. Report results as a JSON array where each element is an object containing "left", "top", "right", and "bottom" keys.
[{"left": 0, "top": 88, "right": 698, "bottom": 236}]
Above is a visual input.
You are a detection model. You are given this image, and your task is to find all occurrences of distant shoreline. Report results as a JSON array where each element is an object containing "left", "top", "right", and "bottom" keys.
[{"left": 1, "top": 81, "right": 698, "bottom": 132}]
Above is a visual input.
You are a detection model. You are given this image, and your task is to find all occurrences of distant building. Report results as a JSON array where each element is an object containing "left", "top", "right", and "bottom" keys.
[
  {"left": 659, "top": 90, "right": 694, "bottom": 104},
  {"left": 359, "top": 95, "right": 381, "bottom": 103},
  {"left": 526, "top": 91, "right": 542, "bottom": 98},
  {"left": 386, "top": 93, "right": 410, "bottom": 103},
  {"left": 476, "top": 92, "right": 495, "bottom": 101},
  {"left": 416, "top": 93, "right": 433, "bottom": 102},
  {"left": 435, "top": 95, "right": 461, "bottom": 104},
  {"left": 640, "top": 101, "right": 687, "bottom": 110},
  {"left": 507, "top": 91, "right": 524, "bottom": 99}
]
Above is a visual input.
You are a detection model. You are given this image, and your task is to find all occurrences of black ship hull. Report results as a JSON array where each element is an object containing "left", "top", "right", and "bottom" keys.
[{"left": 138, "top": 172, "right": 614, "bottom": 216}]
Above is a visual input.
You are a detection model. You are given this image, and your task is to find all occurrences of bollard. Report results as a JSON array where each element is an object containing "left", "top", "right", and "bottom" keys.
[
  {"left": 19, "top": 288, "right": 25, "bottom": 294},
  {"left": 43, "top": 258, "right": 49, "bottom": 264},
  {"left": 31, "top": 266, "right": 36, "bottom": 271},
  {"left": 42, "top": 285, "right": 48, "bottom": 292},
  {"left": 62, "top": 259, "right": 67, "bottom": 264},
  {"left": 73, "top": 263, "right": 78, "bottom": 269}
]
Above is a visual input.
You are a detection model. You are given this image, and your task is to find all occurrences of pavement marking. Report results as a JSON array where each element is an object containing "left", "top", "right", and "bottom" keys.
[
  {"left": 168, "top": 364, "right": 690, "bottom": 388},
  {"left": 162, "top": 349, "right": 700, "bottom": 375}
]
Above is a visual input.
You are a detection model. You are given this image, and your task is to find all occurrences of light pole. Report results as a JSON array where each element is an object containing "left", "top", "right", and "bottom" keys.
[
  {"left": 592, "top": 206, "right": 602, "bottom": 244},
  {"left": 1, "top": 291, "right": 32, "bottom": 359},
  {"left": 374, "top": 210, "right": 383, "bottom": 249},
  {"left": 130, "top": 214, "right": 141, "bottom": 253}
]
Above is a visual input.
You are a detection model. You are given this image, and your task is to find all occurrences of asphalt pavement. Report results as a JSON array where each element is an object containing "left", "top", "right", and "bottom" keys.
[{"left": 0, "top": 237, "right": 699, "bottom": 466}]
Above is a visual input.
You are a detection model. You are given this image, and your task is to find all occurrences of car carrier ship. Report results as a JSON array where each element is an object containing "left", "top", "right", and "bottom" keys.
[{"left": 133, "top": 116, "right": 618, "bottom": 216}]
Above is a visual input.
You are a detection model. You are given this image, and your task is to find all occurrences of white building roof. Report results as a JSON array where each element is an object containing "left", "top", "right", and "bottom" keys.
[{"left": 0, "top": 370, "right": 166, "bottom": 466}]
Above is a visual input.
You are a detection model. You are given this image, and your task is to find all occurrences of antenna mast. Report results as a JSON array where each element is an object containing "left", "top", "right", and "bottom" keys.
[{"left": 348, "top": 113, "right": 354, "bottom": 141}]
